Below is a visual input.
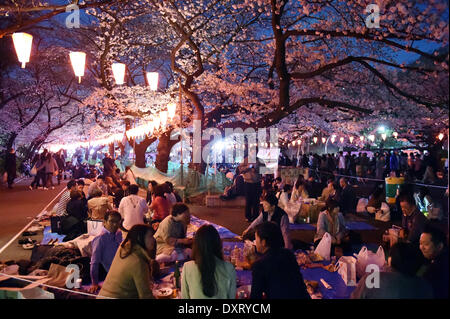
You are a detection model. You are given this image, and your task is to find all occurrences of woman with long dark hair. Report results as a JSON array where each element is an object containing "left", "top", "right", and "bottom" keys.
[
  {"left": 99, "top": 224, "right": 156, "bottom": 299},
  {"left": 181, "top": 225, "right": 236, "bottom": 299},
  {"left": 149, "top": 184, "right": 171, "bottom": 223}
]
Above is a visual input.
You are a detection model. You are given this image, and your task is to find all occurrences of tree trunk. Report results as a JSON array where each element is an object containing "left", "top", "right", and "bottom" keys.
[
  {"left": 134, "top": 136, "right": 157, "bottom": 168},
  {"left": 155, "top": 130, "right": 179, "bottom": 173},
  {"left": 5, "top": 132, "right": 17, "bottom": 150},
  {"left": 109, "top": 143, "right": 115, "bottom": 159}
]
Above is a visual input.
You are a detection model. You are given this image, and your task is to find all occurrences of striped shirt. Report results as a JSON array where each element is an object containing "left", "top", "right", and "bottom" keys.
[{"left": 56, "top": 190, "right": 71, "bottom": 216}]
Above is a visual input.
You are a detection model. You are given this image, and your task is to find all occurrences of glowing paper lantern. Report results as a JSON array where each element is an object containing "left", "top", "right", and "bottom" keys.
[
  {"left": 368, "top": 134, "right": 375, "bottom": 142},
  {"left": 69, "top": 51, "right": 86, "bottom": 83},
  {"left": 322, "top": 137, "right": 326, "bottom": 144},
  {"left": 146, "top": 72, "right": 159, "bottom": 91},
  {"left": 167, "top": 103, "right": 176, "bottom": 120},
  {"left": 381, "top": 133, "right": 387, "bottom": 141},
  {"left": 147, "top": 121, "right": 154, "bottom": 136},
  {"left": 12, "top": 32, "right": 33, "bottom": 68},
  {"left": 313, "top": 137, "right": 318, "bottom": 144},
  {"left": 340, "top": 137, "right": 344, "bottom": 143},
  {"left": 331, "top": 136, "right": 336, "bottom": 143},
  {"left": 438, "top": 133, "right": 444, "bottom": 141},
  {"left": 393, "top": 132, "right": 398, "bottom": 139},
  {"left": 112, "top": 63, "right": 126, "bottom": 85},
  {"left": 153, "top": 115, "right": 160, "bottom": 131},
  {"left": 160, "top": 110, "right": 168, "bottom": 128},
  {"left": 349, "top": 136, "right": 354, "bottom": 143},
  {"left": 360, "top": 136, "right": 365, "bottom": 142}
]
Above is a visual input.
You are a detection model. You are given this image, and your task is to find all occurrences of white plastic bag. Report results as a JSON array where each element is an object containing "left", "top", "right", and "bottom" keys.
[
  {"left": 375, "top": 203, "right": 390, "bottom": 222},
  {"left": 314, "top": 232, "right": 332, "bottom": 260},
  {"left": 87, "top": 219, "right": 103, "bottom": 236},
  {"left": 336, "top": 256, "right": 357, "bottom": 286},
  {"left": 354, "top": 246, "right": 386, "bottom": 279},
  {"left": 356, "top": 198, "right": 368, "bottom": 214}
]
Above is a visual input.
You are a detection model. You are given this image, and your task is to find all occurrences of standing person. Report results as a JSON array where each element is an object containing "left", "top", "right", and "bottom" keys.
[
  {"left": 250, "top": 222, "right": 310, "bottom": 299},
  {"left": 339, "top": 178, "right": 357, "bottom": 215},
  {"left": 338, "top": 152, "right": 346, "bottom": 175},
  {"left": 376, "top": 153, "right": 385, "bottom": 180},
  {"left": 4, "top": 148, "right": 17, "bottom": 189},
  {"left": 102, "top": 153, "right": 116, "bottom": 178},
  {"left": 241, "top": 162, "right": 261, "bottom": 222},
  {"left": 88, "top": 211, "right": 123, "bottom": 294},
  {"left": 414, "top": 154, "right": 422, "bottom": 180},
  {"left": 99, "top": 225, "right": 156, "bottom": 299},
  {"left": 390, "top": 151, "right": 399, "bottom": 177},
  {"left": 54, "top": 150, "right": 65, "bottom": 185},
  {"left": 408, "top": 153, "right": 415, "bottom": 175},
  {"left": 181, "top": 225, "right": 236, "bottom": 299},
  {"left": 118, "top": 184, "right": 148, "bottom": 234},
  {"left": 43, "top": 152, "right": 59, "bottom": 189}
]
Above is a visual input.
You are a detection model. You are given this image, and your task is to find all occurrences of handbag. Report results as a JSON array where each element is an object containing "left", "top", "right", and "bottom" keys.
[
  {"left": 336, "top": 256, "right": 357, "bottom": 286},
  {"left": 30, "top": 165, "right": 37, "bottom": 176},
  {"left": 50, "top": 216, "right": 64, "bottom": 234}
]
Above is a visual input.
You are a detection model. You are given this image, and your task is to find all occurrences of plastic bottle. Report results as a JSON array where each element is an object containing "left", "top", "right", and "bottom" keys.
[{"left": 173, "top": 261, "right": 181, "bottom": 289}]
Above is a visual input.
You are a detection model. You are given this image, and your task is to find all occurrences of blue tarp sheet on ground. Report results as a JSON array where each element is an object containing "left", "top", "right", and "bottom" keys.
[
  {"left": 41, "top": 226, "right": 66, "bottom": 244},
  {"left": 289, "top": 221, "right": 377, "bottom": 231},
  {"left": 289, "top": 223, "right": 316, "bottom": 231},
  {"left": 222, "top": 242, "right": 355, "bottom": 299},
  {"left": 187, "top": 215, "right": 239, "bottom": 239}
]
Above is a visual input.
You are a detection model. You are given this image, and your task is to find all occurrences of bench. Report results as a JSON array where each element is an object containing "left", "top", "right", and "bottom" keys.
[{"left": 205, "top": 195, "right": 246, "bottom": 208}]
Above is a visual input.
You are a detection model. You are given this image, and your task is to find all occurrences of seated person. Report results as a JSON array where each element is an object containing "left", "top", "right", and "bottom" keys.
[
  {"left": 149, "top": 184, "right": 171, "bottom": 223},
  {"left": 290, "top": 180, "right": 309, "bottom": 202},
  {"left": 88, "top": 189, "right": 113, "bottom": 220},
  {"left": 414, "top": 187, "right": 442, "bottom": 220},
  {"left": 163, "top": 181, "right": 177, "bottom": 205},
  {"left": 76, "top": 179, "right": 88, "bottom": 207},
  {"left": 367, "top": 187, "right": 390, "bottom": 222},
  {"left": 398, "top": 191, "right": 427, "bottom": 246},
  {"left": 181, "top": 225, "right": 236, "bottom": 299},
  {"left": 351, "top": 242, "right": 433, "bottom": 299},
  {"left": 220, "top": 172, "right": 245, "bottom": 201},
  {"left": 146, "top": 180, "right": 157, "bottom": 205},
  {"left": 314, "top": 198, "right": 348, "bottom": 249},
  {"left": 272, "top": 177, "right": 284, "bottom": 192},
  {"left": 113, "top": 180, "right": 130, "bottom": 209},
  {"left": 305, "top": 176, "right": 321, "bottom": 199},
  {"left": 62, "top": 190, "right": 88, "bottom": 241},
  {"left": 242, "top": 192, "right": 292, "bottom": 250},
  {"left": 56, "top": 180, "right": 77, "bottom": 216},
  {"left": 118, "top": 184, "right": 148, "bottom": 233},
  {"left": 250, "top": 222, "right": 310, "bottom": 299},
  {"left": 339, "top": 178, "right": 357, "bottom": 215},
  {"left": 87, "top": 175, "right": 108, "bottom": 199},
  {"left": 88, "top": 211, "right": 122, "bottom": 293},
  {"left": 419, "top": 225, "right": 449, "bottom": 299},
  {"left": 276, "top": 184, "right": 292, "bottom": 211},
  {"left": 99, "top": 225, "right": 156, "bottom": 299},
  {"left": 154, "top": 203, "right": 193, "bottom": 263},
  {"left": 318, "top": 178, "right": 335, "bottom": 202}
]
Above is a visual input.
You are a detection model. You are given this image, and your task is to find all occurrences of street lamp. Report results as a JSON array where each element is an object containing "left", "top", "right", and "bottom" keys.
[
  {"left": 69, "top": 51, "right": 86, "bottom": 83},
  {"left": 381, "top": 133, "right": 387, "bottom": 141},
  {"left": 393, "top": 132, "right": 398, "bottom": 139},
  {"left": 349, "top": 136, "right": 354, "bottom": 143},
  {"left": 12, "top": 32, "right": 33, "bottom": 68}
]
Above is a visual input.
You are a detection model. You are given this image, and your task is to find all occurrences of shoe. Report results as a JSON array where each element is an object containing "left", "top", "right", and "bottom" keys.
[
  {"left": 43, "top": 187, "right": 48, "bottom": 190},
  {"left": 22, "top": 231, "right": 37, "bottom": 236},
  {"left": 29, "top": 186, "right": 33, "bottom": 190},
  {"left": 51, "top": 186, "right": 55, "bottom": 190},
  {"left": 22, "top": 243, "right": 35, "bottom": 250}
]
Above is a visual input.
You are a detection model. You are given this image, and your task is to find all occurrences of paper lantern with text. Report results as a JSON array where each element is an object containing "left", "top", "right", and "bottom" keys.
[
  {"left": 146, "top": 72, "right": 159, "bottom": 91},
  {"left": 313, "top": 137, "right": 318, "bottom": 144},
  {"left": 69, "top": 52, "right": 86, "bottom": 83},
  {"left": 438, "top": 133, "right": 444, "bottom": 141},
  {"left": 112, "top": 63, "right": 126, "bottom": 85},
  {"left": 12, "top": 32, "right": 33, "bottom": 68}
]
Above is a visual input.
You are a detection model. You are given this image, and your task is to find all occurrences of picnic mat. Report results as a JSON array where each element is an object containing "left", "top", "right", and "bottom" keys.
[
  {"left": 223, "top": 242, "right": 354, "bottom": 299},
  {"left": 345, "top": 221, "right": 377, "bottom": 231},
  {"left": 187, "top": 215, "right": 239, "bottom": 239},
  {"left": 41, "top": 226, "right": 66, "bottom": 245},
  {"left": 289, "top": 223, "right": 316, "bottom": 231}
]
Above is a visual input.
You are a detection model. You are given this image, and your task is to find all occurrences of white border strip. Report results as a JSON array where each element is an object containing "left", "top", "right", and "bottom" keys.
[{"left": 0, "top": 187, "right": 66, "bottom": 255}]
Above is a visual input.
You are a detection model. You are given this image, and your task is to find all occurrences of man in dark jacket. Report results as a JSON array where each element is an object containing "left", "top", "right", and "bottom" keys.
[
  {"left": 419, "top": 225, "right": 449, "bottom": 299},
  {"left": 4, "top": 148, "right": 17, "bottom": 189},
  {"left": 250, "top": 222, "right": 310, "bottom": 299},
  {"left": 102, "top": 153, "right": 116, "bottom": 178},
  {"left": 398, "top": 192, "right": 427, "bottom": 246}
]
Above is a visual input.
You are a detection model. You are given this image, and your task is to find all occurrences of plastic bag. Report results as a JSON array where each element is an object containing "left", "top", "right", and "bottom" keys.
[
  {"left": 356, "top": 198, "right": 368, "bottom": 214},
  {"left": 314, "top": 232, "right": 332, "bottom": 260},
  {"left": 336, "top": 256, "right": 357, "bottom": 286},
  {"left": 354, "top": 246, "right": 386, "bottom": 279}
]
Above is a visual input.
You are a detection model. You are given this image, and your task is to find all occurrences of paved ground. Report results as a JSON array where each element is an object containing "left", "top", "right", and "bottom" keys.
[{"left": 0, "top": 177, "right": 67, "bottom": 261}]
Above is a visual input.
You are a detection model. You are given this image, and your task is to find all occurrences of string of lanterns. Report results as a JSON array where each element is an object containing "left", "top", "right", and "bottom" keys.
[{"left": 11, "top": 32, "right": 181, "bottom": 150}]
